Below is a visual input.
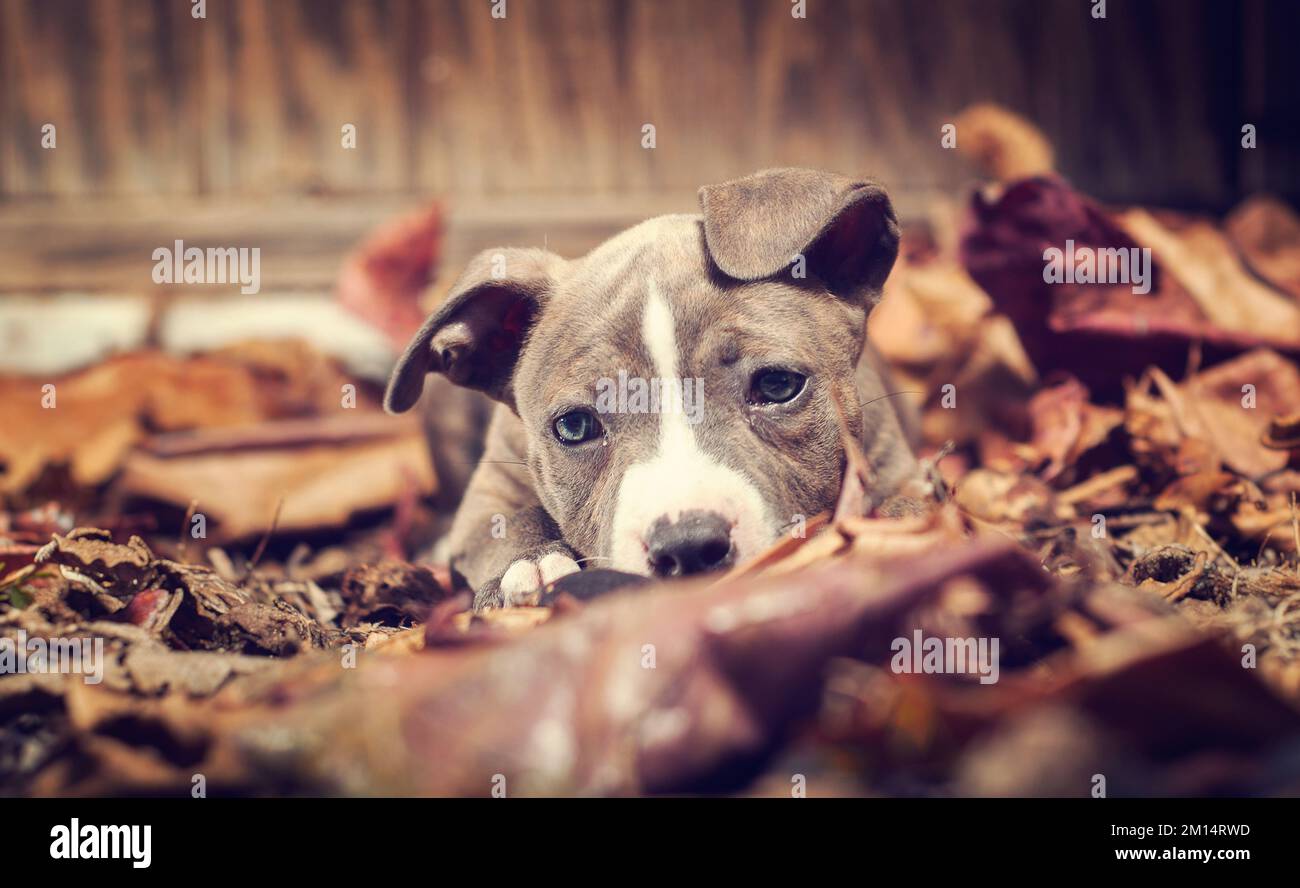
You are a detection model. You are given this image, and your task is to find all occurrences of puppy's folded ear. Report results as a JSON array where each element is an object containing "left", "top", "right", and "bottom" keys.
[
  {"left": 384, "top": 247, "right": 563, "bottom": 414},
  {"left": 698, "top": 167, "right": 900, "bottom": 305}
]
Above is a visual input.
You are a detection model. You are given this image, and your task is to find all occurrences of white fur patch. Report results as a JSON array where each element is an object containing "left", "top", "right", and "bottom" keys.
[
  {"left": 538, "top": 551, "right": 581, "bottom": 584},
  {"left": 499, "top": 560, "right": 542, "bottom": 606},
  {"left": 499, "top": 552, "right": 581, "bottom": 606},
  {"left": 609, "top": 282, "right": 775, "bottom": 574}
]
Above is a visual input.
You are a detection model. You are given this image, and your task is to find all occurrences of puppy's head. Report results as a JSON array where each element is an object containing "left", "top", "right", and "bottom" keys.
[{"left": 386, "top": 168, "right": 900, "bottom": 578}]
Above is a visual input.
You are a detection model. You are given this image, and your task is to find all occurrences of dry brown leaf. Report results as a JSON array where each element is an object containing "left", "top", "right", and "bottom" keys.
[
  {"left": 118, "top": 422, "right": 435, "bottom": 541},
  {"left": 1125, "top": 352, "right": 1300, "bottom": 479},
  {"left": 1118, "top": 209, "right": 1300, "bottom": 344},
  {"left": 1225, "top": 196, "right": 1300, "bottom": 301},
  {"left": 0, "top": 345, "right": 369, "bottom": 497},
  {"left": 1024, "top": 377, "right": 1122, "bottom": 480},
  {"left": 953, "top": 103, "right": 1056, "bottom": 182}
]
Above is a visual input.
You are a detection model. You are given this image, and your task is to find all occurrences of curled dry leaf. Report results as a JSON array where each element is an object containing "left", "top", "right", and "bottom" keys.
[
  {"left": 953, "top": 103, "right": 1056, "bottom": 183},
  {"left": 0, "top": 345, "right": 375, "bottom": 497},
  {"left": 1225, "top": 195, "right": 1300, "bottom": 301},
  {"left": 338, "top": 561, "right": 446, "bottom": 628},
  {"left": 961, "top": 177, "right": 1300, "bottom": 396},
  {"left": 118, "top": 416, "right": 436, "bottom": 542},
  {"left": 337, "top": 202, "right": 443, "bottom": 349},
  {"left": 36, "top": 529, "right": 154, "bottom": 598},
  {"left": 1116, "top": 209, "right": 1300, "bottom": 344},
  {"left": 1023, "top": 377, "right": 1123, "bottom": 481},
  {"left": 1127, "top": 350, "right": 1300, "bottom": 480}
]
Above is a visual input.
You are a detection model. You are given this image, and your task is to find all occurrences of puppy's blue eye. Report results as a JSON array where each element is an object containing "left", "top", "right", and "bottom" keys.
[
  {"left": 751, "top": 369, "right": 806, "bottom": 404},
  {"left": 553, "top": 410, "right": 603, "bottom": 445}
]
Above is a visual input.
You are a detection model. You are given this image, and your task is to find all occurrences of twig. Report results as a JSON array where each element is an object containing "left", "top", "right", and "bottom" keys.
[
  {"left": 1057, "top": 465, "right": 1139, "bottom": 506},
  {"left": 1190, "top": 521, "right": 1240, "bottom": 572},
  {"left": 246, "top": 497, "right": 284, "bottom": 574},
  {"left": 1162, "top": 552, "right": 1208, "bottom": 603},
  {"left": 1024, "top": 511, "right": 1168, "bottom": 538},
  {"left": 1255, "top": 525, "right": 1278, "bottom": 567}
]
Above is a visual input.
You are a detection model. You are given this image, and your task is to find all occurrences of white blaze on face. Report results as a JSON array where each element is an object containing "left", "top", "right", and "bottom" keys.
[{"left": 609, "top": 281, "right": 776, "bottom": 574}]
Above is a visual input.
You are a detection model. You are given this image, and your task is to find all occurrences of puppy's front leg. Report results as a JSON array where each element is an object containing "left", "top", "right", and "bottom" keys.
[{"left": 443, "top": 406, "right": 580, "bottom": 608}]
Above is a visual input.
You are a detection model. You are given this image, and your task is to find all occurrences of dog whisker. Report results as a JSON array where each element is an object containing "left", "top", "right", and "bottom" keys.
[{"left": 859, "top": 390, "right": 924, "bottom": 409}]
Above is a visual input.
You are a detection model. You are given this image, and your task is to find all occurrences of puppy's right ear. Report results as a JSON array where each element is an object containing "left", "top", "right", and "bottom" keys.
[{"left": 384, "top": 247, "right": 563, "bottom": 413}]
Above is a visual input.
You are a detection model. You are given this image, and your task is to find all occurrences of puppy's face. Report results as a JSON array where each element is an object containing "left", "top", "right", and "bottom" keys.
[
  {"left": 386, "top": 168, "right": 900, "bottom": 578},
  {"left": 513, "top": 216, "right": 867, "bottom": 575}
]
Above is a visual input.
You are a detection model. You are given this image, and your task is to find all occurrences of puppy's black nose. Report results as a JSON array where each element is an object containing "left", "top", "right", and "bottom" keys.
[{"left": 646, "top": 510, "right": 735, "bottom": 577}]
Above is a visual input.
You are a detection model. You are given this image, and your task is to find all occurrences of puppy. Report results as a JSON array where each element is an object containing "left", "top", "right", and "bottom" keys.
[{"left": 385, "top": 168, "right": 920, "bottom": 607}]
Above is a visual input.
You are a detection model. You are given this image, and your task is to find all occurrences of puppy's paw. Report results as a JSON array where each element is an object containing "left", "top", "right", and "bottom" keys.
[{"left": 484, "top": 546, "right": 581, "bottom": 608}]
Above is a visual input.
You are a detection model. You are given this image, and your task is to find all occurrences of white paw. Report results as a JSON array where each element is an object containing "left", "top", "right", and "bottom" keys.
[{"left": 498, "top": 552, "right": 581, "bottom": 606}]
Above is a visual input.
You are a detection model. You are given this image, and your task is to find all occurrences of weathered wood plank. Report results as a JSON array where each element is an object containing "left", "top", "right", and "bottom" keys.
[
  {"left": 0, "top": 192, "right": 701, "bottom": 293},
  {"left": 0, "top": 195, "right": 428, "bottom": 292},
  {"left": 415, "top": 0, "right": 627, "bottom": 195},
  {"left": 0, "top": 184, "right": 973, "bottom": 295},
  {"left": 0, "top": 0, "right": 201, "bottom": 196},
  {"left": 196, "top": 0, "right": 415, "bottom": 194},
  {"left": 0, "top": 0, "right": 1291, "bottom": 211}
]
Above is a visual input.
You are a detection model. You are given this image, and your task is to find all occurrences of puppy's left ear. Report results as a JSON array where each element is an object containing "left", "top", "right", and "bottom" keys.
[
  {"left": 698, "top": 167, "right": 900, "bottom": 305},
  {"left": 384, "top": 247, "right": 563, "bottom": 414}
]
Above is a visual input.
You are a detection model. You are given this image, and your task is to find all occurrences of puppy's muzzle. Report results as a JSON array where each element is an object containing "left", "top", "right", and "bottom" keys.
[{"left": 645, "top": 510, "right": 735, "bottom": 578}]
